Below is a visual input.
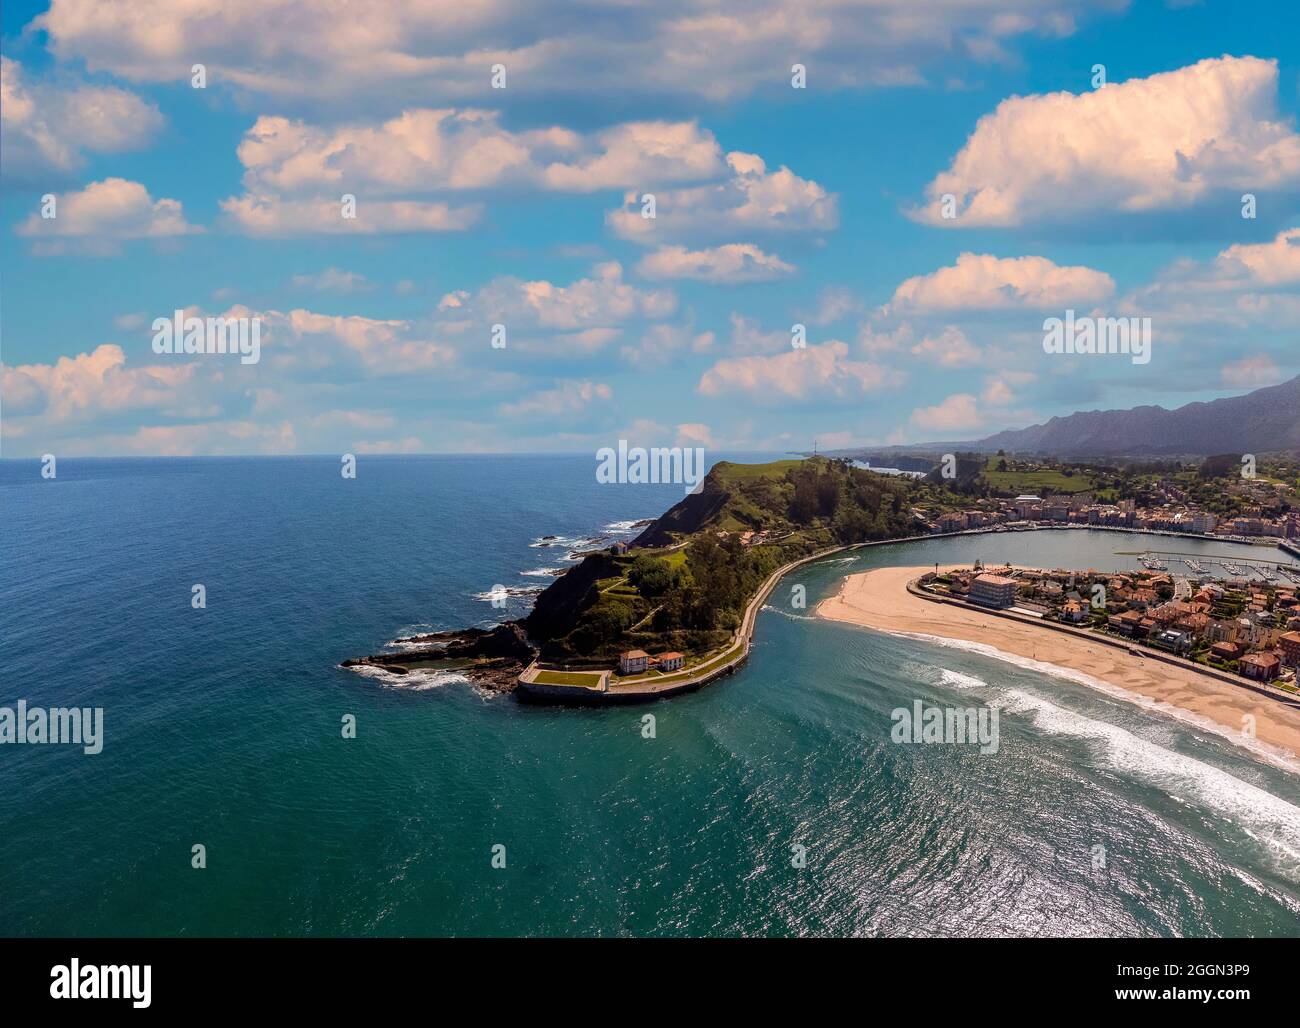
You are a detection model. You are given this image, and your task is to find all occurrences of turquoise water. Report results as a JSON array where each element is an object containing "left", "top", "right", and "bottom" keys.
[{"left": 1, "top": 456, "right": 1297, "bottom": 936}]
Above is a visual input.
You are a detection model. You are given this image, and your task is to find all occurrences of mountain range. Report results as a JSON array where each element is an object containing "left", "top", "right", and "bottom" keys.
[{"left": 828, "top": 374, "right": 1300, "bottom": 461}]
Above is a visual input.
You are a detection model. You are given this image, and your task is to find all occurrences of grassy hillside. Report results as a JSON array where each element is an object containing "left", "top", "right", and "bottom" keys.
[{"left": 524, "top": 457, "right": 952, "bottom": 663}]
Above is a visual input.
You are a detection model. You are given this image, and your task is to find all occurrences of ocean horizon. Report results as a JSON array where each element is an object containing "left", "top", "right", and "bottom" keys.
[{"left": 2, "top": 453, "right": 1298, "bottom": 937}]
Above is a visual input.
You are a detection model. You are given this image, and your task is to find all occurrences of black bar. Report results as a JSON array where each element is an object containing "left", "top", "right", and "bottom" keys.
[{"left": 0, "top": 938, "right": 1287, "bottom": 1014}]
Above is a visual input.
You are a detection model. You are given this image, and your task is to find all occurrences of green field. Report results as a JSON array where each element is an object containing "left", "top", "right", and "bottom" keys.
[
  {"left": 532, "top": 670, "right": 604, "bottom": 687},
  {"left": 711, "top": 459, "right": 805, "bottom": 483},
  {"left": 981, "top": 458, "right": 1097, "bottom": 495}
]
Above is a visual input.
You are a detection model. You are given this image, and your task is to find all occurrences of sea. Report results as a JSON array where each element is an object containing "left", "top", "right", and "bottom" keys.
[{"left": 1, "top": 453, "right": 1297, "bottom": 936}]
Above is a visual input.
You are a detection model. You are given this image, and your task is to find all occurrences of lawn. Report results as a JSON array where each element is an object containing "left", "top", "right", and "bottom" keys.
[
  {"left": 982, "top": 459, "right": 1097, "bottom": 495},
  {"left": 532, "top": 670, "right": 604, "bottom": 687}
]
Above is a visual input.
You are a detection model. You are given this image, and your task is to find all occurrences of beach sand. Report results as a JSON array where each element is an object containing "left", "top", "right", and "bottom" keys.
[{"left": 818, "top": 564, "right": 1300, "bottom": 764}]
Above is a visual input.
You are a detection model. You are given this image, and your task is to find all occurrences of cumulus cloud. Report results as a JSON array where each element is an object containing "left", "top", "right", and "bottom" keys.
[
  {"left": 221, "top": 193, "right": 480, "bottom": 236},
  {"left": 2, "top": 344, "right": 197, "bottom": 419},
  {"left": 608, "top": 152, "right": 837, "bottom": 242},
  {"left": 620, "top": 323, "right": 715, "bottom": 368},
  {"left": 231, "top": 110, "right": 722, "bottom": 197},
  {"left": 909, "top": 393, "right": 983, "bottom": 432},
  {"left": 914, "top": 56, "right": 1300, "bottom": 226},
  {"left": 636, "top": 243, "right": 795, "bottom": 283},
  {"left": 0, "top": 56, "right": 163, "bottom": 181},
  {"left": 697, "top": 340, "right": 903, "bottom": 402},
  {"left": 499, "top": 379, "right": 613, "bottom": 417},
  {"left": 468, "top": 262, "right": 676, "bottom": 332},
  {"left": 17, "top": 178, "right": 199, "bottom": 252},
  {"left": 1212, "top": 227, "right": 1300, "bottom": 286},
  {"left": 34, "top": 0, "right": 1119, "bottom": 106},
  {"left": 729, "top": 313, "right": 793, "bottom": 354},
  {"left": 1118, "top": 226, "right": 1300, "bottom": 347},
  {"left": 269, "top": 308, "right": 458, "bottom": 374},
  {"left": 888, "top": 253, "right": 1115, "bottom": 310},
  {"left": 908, "top": 326, "right": 984, "bottom": 366}
]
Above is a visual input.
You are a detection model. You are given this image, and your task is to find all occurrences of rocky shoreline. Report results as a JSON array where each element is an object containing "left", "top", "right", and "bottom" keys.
[{"left": 341, "top": 623, "right": 536, "bottom": 694}]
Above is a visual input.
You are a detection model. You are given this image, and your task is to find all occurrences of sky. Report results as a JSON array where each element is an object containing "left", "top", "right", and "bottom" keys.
[{"left": 2, "top": 0, "right": 1299, "bottom": 458}]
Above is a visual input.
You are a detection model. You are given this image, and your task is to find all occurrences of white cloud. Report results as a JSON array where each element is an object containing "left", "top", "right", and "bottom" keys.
[
  {"left": 697, "top": 340, "right": 903, "bottom": 402},
  {"left": 729, "top": 313, "right": 792, "bottom": 354},
  {"left": 499, "top": 379, "right": 613, "bottom": 417},
  {"left": 468, "top": 262, "right": 676, "bottom": 331},
  {"left": 608, "top": 152, "right": 837, "bottom": 242},
  {"left": 908, "top": 326, "right": 984, "bottom": 366},
  {"left": 620, "top": 323, "right": 715, "bottom": 368},
  {"left": 675, "top": 422, "right": 715, "bottom": 447},
  {"left": 273, "top": 308, "right": 458, "bottom": 374},
  {"left": 914, "top": 56, "right": 1300, "bottom": 226},
  {"left": 0, "top": 56, "right": 162, "bottom": 180},
  {"left": 34, "top": 0, "right": 1118, "bottom": 106},
  {"left": 221, "top": 193, "right": 480, "bottom": 236},
  {"left": 636, "top": 243, "right": 795, "bottom": 283},
  {"left": 2, "top": 343, "right": 196, "bottom": 419},
  {"left": 909, "top": 393, "right": 983, "bottom": 432},
  {"left": 888, "top": 253, "right": 1115, "bottom": 310},
  {"left": 291, "top": 268, "right": 370, "bottom": 292},
  {"left": 17, "top": 178, "right": 199, "bottom": 247},
  {"left": 804, "top": 286, "right": 864, "bottom": 325},
  {"left": 231, "top": 110, "right": 722, "bottom": 197},
  {"left": 1212, "top": 227, "right": 1300, "bottom": 286}
]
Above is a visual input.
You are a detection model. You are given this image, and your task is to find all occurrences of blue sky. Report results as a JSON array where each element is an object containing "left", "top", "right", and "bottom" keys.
[{"left": 2, "top": 0, "right": 1299, "bottom": 456}]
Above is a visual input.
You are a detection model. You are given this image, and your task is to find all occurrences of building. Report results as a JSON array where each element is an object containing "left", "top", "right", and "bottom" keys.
[
  {"left": 618, "top": 650, "right": 649, "bottom": 674},
  {"left": 1239, "top": 652, "right": 1281, "bottom": 682},
  {"left": 969, "top": 573, "right": 1018, "bottom": 609},
  {"left": 1210, "top": 641, "right": 1244, "bottom": 662},
  {"left": 1014, "top": 495, "right": 1042, "bottom": 519},
  {"left": 937, "top": 512, "right": 967, "bottom": 532},
  {"left": 1061, "top": 600, "right": 1089, "bottom": 623},
  {"left": 1151, "top": 628, "right": 1192, "bottom": 654},
  {"left": 654, "top": 651, "right": 684, "bottom": 673},
  {"left": 1108, "top": 609, "right": 1145, "bottom": 636},
  {"left": 1279, "top": 631, "right": 1300, "bottom": 668}
]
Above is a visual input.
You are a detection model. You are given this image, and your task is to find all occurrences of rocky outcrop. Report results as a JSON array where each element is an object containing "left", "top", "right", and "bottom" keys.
[
  {"left": 342, "top": 623, "right": 536, "bottom": 693},
  {"left": 390, "top": 622, "right": 534, "bottom": 660}
]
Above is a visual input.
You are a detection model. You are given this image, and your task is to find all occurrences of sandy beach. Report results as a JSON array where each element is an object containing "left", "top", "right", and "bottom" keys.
[{"left": 818, "top": 564, "right": 1300, "bottom": 764}]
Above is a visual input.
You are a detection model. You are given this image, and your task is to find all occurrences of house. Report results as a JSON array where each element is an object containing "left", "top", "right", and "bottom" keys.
[
  {"left": 1108, "top": 609, "right": 1144, "bottom": 636},
  {"left": 1210, "top": 641, "right": 1244, "bottom": 662},
  {"left": 1279, "top": 631, "right": 1300, "bottom": 668},
  {"left": 969, "top": 574, "right": 1018, "bottom": 609},
  {"left": 1061, "top": 600, "right": 1089, "bottom": 623},
  {"left": 1151, "top": 628, "right": 1192, "bottom": 654},
  {"left": 618, "top": 650, "right": 650, "bottom": 675},
  {"left": 1239, "top": 652, "right": 1281, "bottom": 682},
  {"left": 654, "top": 651, "right": 684, "bottom": 673}
]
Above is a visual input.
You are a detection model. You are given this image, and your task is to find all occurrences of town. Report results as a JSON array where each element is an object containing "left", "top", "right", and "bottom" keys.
[{"left": 922, "top": 564, "right": 1300, "bottom": 690}]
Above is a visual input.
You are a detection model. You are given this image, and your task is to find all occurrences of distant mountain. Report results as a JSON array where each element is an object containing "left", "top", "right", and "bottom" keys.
[{"left": 965, "top": 375, "right": 1300, "bottom": 458}]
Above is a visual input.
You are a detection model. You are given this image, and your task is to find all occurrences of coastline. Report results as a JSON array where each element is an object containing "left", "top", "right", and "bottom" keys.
[{"left": 817, "top": 564, "right": 1300, "bottom": 766}]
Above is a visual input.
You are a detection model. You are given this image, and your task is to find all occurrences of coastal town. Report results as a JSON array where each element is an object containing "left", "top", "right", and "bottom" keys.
[
  {"left": 915, "top": 491, "right": 1300, "bottom": 543},
  {"left": 923, "top": 564, "right": 1300, "bottom": 690},
  {"left": 898, "top": 452, "right": 1300, "bottom": 543}
]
